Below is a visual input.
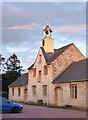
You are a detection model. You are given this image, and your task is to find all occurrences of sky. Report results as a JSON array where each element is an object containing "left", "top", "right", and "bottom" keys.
[{"left": 1, "top": 2, "right": 86, "bottom": 73}]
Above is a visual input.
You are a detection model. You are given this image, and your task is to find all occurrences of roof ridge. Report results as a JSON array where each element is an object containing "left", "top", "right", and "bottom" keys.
[
  {"left": 73, "top": 58, "right": 87, "bottom": 64},
  {"left": 54, "top": 43, "right": 74, "bottom": 51}
]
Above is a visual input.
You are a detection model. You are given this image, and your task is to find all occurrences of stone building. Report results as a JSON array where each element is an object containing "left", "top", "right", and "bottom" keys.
[
  {"left": 9, "top": 24, "right": 87, "bottom": 109},
  {"left": 9, "top": 73, "right": 28, "bottom": 102}
]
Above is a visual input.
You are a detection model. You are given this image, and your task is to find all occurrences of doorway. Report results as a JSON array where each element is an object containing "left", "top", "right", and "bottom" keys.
[
  {"left": 23, "top": 87, "right": 28, "bottom": 102},
  {"left": 55, "top": 87, "right": 62, "bottom": 106}
]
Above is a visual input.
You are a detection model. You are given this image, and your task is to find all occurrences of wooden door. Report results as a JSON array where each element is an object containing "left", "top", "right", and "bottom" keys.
[
  {"left": 24, "top": 88, "right": 27, "bottom": 102},
  {"left": 57, "top": 88, "right": 62, "bottom": 106}
]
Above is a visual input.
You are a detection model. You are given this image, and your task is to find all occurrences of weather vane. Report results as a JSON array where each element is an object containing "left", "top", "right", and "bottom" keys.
[{"left": 46, "top": 17, "right": 49, "bottom": 25}]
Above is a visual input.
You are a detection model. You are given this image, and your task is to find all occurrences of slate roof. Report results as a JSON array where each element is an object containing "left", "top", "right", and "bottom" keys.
[
  {"left": 41, "top": 43, "right": 74, "bottom": 64},
  {"left": 28, "top": 43, "right": 74, "bottom": 70},
  {"left": 52, "top": 59, "right": 88, "bottom": 84},
  {"left": 9, "top": 73, "right": 28, "bottom": 87},
  {"left": 28, "top": 64, "right": 34, "bottom": 70},
  {"left": 43, "top": 25, "right": 52, "bottom": 32}
]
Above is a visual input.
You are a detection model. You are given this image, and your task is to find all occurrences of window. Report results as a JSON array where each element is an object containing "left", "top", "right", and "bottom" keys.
[
  {"left": 38, "top": 71, "right": 41, "bottom": 82},
  {"left": 42, "top": 40, "right": 45, "bottom": 46},
  {"left": 18, "top": 88, "right": 21, "bottom": 96},
  {"left": 43, "top": 85, "right": 47, "bottom": 95},
  {"left": 33, "top": 68, "right": 36, "bottom": 77},
  {"left": 44, "top": 66, "right": 48, "bottom": 75},
  {"left": 32, "top": 86, "right": 36, "bottom": 95},
  {"left": 12, "top": 88, "right": 14, "bottom": 96},
  {"left": 39, "top": 54, "right": 42, "bottom": 63},
  {"left": 70, "top": 84, "right": 77, "bottom": 99}
]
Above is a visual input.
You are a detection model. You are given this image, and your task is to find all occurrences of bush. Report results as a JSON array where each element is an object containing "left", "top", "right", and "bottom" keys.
[{"left": 2, "top": 91, "right": 8, "bottom": 98}]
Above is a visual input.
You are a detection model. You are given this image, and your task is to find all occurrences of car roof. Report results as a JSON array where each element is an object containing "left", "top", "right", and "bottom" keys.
[{"left": 0, "top": 96, "right": 7, "bottom": 99}]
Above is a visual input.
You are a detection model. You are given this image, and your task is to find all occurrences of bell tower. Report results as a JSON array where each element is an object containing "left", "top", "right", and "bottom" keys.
[{"left": 42, "top": 25, "right": 54, "bottom": 53}]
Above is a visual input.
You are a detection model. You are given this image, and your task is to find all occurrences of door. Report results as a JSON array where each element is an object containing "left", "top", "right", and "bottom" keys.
[
  {"left": 56, "top": 88, "right": 62, "bottom": 106},
  {"left": 24, "top": 88, "right": 28, "bottom": 102}
]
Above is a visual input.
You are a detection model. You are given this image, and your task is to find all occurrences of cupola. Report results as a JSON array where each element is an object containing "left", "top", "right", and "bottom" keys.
[{"left": 42, "top": 24, "right": 54, "bottom": 53}]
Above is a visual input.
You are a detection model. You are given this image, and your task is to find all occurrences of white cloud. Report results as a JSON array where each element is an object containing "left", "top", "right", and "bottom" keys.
[{"left": 2, "top": 23, "right": 38, "bottom": 30}]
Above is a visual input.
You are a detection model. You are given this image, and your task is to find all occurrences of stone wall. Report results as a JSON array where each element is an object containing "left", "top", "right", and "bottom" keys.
[
  {"left": 28, "top": 48, "right": 54, "bottom": 104},
  {"left": 9, "top": 85, "right": 28, "bottom": 102},
  {"left": 28, "top": 44, "right": 85, "bottom": 107},
  {"left": 52, "top": 44, "right": 85, "bottom": 78},
  {"left": 54, "top": 81, "right": 87, "bottom": 109}
]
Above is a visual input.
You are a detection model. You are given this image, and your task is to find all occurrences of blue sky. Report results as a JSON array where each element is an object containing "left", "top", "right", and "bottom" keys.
[{"left": 1, "top": 2, "right": 86, "bottom": 72}]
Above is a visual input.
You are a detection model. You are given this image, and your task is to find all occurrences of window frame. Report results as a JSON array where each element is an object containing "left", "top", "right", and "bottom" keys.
[
  {"left": 44, "top": 65, "right": 48, "bottom": 75},
  {"left": 32, "top": 85, "right": 36, "bottom": 96},
  {"left": 12, "top": 88, "right": 14, "bottom": 96},
  {"left": 38, "top": 70, "right": 41, "bottom": 82},
  {"left": 70, "top": 84, "right": 77, "bottom": 99},
  {"left": 39, "top": 54, "right": 42, "bottom": 63},
  {"left": 42, "top": 85, "right": 47, "bottom": 96},
  {"left": 18, "top": 87, "right": 21, "bottom": 96},
  {"left": 33, "top": 68, "right": 36, "bottom": 77}
]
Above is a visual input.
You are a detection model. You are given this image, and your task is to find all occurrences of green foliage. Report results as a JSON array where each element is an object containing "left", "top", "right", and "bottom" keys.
[
  {"left": 2, "top": 91, "right": 8, "bottom": 98},
  {"left": 5, "top": 54, "right": 23, "bottom": 74},
  {"left": 2, "top": 71, "right": 21, "bottom": 92},
  {"left": 0, "top": 54, "right": 5, "bottom": 72},
  {"left": 1, "top": 53, "right": 23, "bottom": 97}
]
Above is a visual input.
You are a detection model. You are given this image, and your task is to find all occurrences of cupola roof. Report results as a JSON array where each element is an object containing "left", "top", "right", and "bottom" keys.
[{"left": 43, "top": 25, "right": 52, "bottom": 32}]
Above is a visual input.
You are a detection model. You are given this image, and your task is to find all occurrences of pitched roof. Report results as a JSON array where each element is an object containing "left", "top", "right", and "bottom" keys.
[
  {"left": 28, "top": 63, "right": 34, "bottom": 70},
  {"left": 52, "top": 59, "right": 88, "bottom": 84},
  {"left": 28, "top": 43, "right": 73, "bottom": 70},
  {"left": 41, "top": 43, "right": 74, "bottom": 64},
  {"left": 9, "top": 73, "right": 28, "bottom": 87},
  {"left": 43, "top": 25, "right": 52, "bottom": 32}
]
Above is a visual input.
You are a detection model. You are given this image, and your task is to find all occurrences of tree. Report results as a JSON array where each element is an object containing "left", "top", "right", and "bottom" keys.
[
  {"left": 0, "top": 54, "right": 5, "bottom": 72},
  {"left": 5, "top": 54, "right": 22, "bottom": 74},
  {"left": 2, "top": 54, "right": 23, "bottom": 98},
  {"left": 2, "top": 71, "right": 20, "bottom": 94}
]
